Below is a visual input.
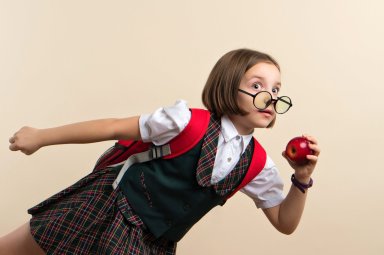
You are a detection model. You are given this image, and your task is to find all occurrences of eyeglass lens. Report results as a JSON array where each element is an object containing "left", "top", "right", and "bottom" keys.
[
  {"left": 254, "top": 91, "right": 291, "bottom": 114},
  {"left": 253, "top": 91, "right": 271, "bottom": 110},
  {"left": 275, "top": 96, "right": 291, "bottom": 113}
]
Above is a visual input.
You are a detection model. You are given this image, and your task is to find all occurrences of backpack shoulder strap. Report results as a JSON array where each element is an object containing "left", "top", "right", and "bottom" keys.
[
  {"left": 226, "top": 137, "right": 267, "bottom": 199},
  {"left": 94, "top": 108, "right": 210, "bottom": 170},
  {"left": 163, "top": 108, "right": 210, "bottom": 159},
  {"left": 117, "top": 108, "right": 210, "bottom": 152},
  {"left": 116, "top": 108, "right": 210, "bottom": 158}
]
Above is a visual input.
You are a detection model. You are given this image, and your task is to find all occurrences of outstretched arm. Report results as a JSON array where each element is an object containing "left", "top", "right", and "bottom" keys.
[
  {"left": 9, "top": 117, "right": 140, "bottom": 155},
  {"left": 262, "top": 135, "right": 320, "bottom": 235}
]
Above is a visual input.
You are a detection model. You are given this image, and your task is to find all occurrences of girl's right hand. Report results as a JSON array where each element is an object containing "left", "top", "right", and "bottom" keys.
[{"left": 9, "top": 126, "right": 42, "bottom": 155}]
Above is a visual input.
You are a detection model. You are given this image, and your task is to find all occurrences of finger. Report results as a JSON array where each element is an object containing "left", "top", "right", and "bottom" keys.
[
  {"left": 303, "top": 134, "right": 318, "bottom": 145},
  {"left": 306, "top": 154, "right": 318, "bottom": 163},
  {"left": 308, "top": 143, "right": 321, "bottom": 156},
  {"left": 9, "top": 136, "right": 15, "bottom": 143},
  {"left": 9, "top": 143, "right": 19, "bottom": 151}
]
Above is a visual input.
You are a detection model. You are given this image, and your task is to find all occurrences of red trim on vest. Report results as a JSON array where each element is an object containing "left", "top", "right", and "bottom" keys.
[{"left": 226, "top": 137, "right": 267, "bottom": 199}]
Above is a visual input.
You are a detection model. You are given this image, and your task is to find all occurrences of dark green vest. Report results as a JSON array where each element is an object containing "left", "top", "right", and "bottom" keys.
[
  {"left": 119, "top": 135, "right": 258, "bottom": 242},
  {"left": 119, "top": 138, "right": 230, "bottom": 242}
]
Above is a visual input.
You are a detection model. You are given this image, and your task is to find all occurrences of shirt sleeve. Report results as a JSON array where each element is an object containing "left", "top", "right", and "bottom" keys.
[
  {"left": 240, "top": 155, "right": 285, "bottom": 209},
  {"left": 139, "top": 100, "right": 191, "bottom": 146}
]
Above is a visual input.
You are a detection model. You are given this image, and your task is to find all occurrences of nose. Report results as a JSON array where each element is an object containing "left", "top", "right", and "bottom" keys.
[
  {"left": 267, "top": 102, "right": 276, "bottom": 113},
  {"left": 267, "top": 98, "right": 279, "bottom": 112}
]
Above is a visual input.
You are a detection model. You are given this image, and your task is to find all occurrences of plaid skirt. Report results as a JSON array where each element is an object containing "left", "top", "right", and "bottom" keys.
[{"left": 28, "top": 166, "right": 176, "bottom": 255}]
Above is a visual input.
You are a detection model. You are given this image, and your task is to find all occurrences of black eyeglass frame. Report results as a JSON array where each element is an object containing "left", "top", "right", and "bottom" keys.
[{"left": 238, "top": 89, "right": 293, "bottom": 114}]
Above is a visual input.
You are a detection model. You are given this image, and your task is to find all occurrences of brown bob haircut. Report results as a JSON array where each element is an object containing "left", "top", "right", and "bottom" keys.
[{"left": 202, "top": 48, "right": 280, "bottom": 128}]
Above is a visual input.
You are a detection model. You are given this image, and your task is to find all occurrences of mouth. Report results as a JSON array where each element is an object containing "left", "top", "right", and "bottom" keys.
[{"left": 258, "top": 109, "right": 273, "bottom": 117}]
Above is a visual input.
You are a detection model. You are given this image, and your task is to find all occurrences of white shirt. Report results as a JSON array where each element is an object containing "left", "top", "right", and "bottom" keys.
[{"left": 139, "top": 100, "right": 284, "bottom": 209}]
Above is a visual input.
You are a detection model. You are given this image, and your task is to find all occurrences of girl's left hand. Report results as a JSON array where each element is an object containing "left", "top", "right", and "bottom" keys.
[{"left": 282, "top": 134, "right": 320, "bottom": 182}]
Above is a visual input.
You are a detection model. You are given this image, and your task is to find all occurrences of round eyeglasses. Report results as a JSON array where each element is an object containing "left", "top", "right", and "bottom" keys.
[{"left": 238, "top": 89, "right": 293, "bottom": 114}]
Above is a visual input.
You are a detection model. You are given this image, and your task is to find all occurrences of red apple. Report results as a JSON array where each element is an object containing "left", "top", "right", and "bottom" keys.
[{"left": 285, "top": 136, "right": 313, "bottom": 165}]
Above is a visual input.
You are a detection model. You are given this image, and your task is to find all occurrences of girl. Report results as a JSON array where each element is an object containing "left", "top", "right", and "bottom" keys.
[{"left": 1, "top": 49, "right": 320, "bottom": 255}]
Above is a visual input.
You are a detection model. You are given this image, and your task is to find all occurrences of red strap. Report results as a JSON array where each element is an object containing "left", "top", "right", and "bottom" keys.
[
  {"left": 116, "top": 108, "right": 210, "bottom": 158},
  {"left": 163, "top": 108, "right": 210, "bottom": 159},
  {"left": 226, "top": 138, "right": 266, "bottom": 199},
  {"left": 94, "top": 141, "right": 151, "bottom": 170},
  {"left": 117, "top": 140, "right": 135, "bottom": 147}
]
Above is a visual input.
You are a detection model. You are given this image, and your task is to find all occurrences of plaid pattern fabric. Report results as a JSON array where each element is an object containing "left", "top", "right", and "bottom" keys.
[
  {"left": 214, "top": 140, "right": 253, "bottom": 196},
  {"left": 28, "top": 166, "right": 112, "bottom": 215},
  {"left": 29, "top": 167, "right": 176, "bottom": 254},
  {"left": 195, "top": 115, "right": 221, "bottom": 187},
  {"left": 196, "top": 115, "right": 253, "bottom": 196}
]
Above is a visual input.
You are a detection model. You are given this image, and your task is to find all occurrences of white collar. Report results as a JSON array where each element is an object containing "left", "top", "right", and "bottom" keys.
[{"left": 221, "top": 115, "right": 253, "bottom": 152}]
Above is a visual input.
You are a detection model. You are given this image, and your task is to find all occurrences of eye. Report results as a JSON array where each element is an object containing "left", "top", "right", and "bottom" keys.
[
  {"left": 252, "top": 82, "right": 262, "bottom": 90},
  {"left": 272, "top": 87, "right": 280, "bottom": 94}
]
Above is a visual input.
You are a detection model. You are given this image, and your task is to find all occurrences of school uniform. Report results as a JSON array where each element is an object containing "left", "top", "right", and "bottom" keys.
[{"left": 28, "top": 100, "right": 284, "bottom": 254}]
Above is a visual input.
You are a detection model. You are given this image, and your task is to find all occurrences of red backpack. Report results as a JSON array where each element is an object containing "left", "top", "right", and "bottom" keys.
[{"left": 94, "top": 108, "right": 266, "bottom": 198}]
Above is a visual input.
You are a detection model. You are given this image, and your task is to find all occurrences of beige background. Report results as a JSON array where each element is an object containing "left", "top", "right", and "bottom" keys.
[{"left": 1, "top": 0, "right": 383, "bottom": 254}]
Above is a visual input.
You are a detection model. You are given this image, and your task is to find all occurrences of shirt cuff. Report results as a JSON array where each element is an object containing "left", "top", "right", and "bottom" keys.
[
  {"left": 254, "top": 196, "right": 284, "bottom": 209},
  {"left": 139, "top": 113, "right": 151, "bottom": 142},
  {"left": 240, "top": 155, "right": 285, "bottom": 209}
]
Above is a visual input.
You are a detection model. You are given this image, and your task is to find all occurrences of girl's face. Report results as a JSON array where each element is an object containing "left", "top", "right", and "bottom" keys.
[{"left": 229, "top": 62, "right": 281, "bottom": 135}]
